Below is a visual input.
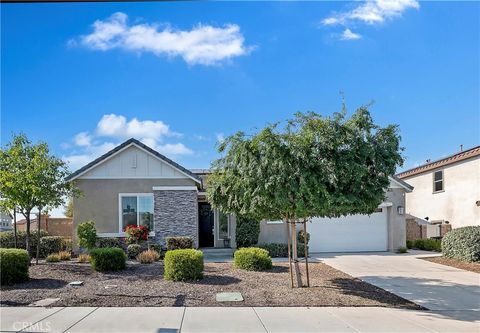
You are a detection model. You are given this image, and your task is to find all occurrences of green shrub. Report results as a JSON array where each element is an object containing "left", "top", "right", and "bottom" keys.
[
  {"left": 413, "top": 238, "right": 441, "bottom": 252},
  {"left": 257, "top": 243, "right": 307, "bottom": 258},
  {"left": 406, "top": 240, "right": 414, "bottom": 249},
  {"left": 148, "top": 243, "right": 162, "bottom": 254},
  {"left": 46, "top": 253, "right": 61, "bottom": 262},
  {"left": 127, "top": 244, "right": 142, "bottom": 259},
  {"left": 137, "top": 249, "right": 160, "bottom": 264},
  {"left": 89, "top": 247, "right": 126, "bottom": 272},
  {"left": 234, "top": 247, "right": 272, "bottom": 271},
  {"left": 166, "top": 237, "right": 193, "bottom": 250},
  {"left": 62, "top": 239, "right": 73, "bottom": 252},
  {"left": 96, "top": 237, "right": 121, "bottom": 248},
  {"left": 77, "top": 220, "right": 97, "bottom": 250},
  {"left": 58, "top": 251, "right": 71, "bottom": 261},
  {"left": 297, "top": 230, "right": 310, "bottom": 244},
  {"left": 442, "top": 226, "right": 480, "bottom": 263},
  {"left": 0, "top": 248, "right": 29, "bottom": 285},
  {"left": 164, "top": 249, "right": 203, "bottom": 281},
  {"left": 40, "top": 236, "right": 64, "bottom": 257},
  {"left": 235, "top": 217, "right": 260, "bottom": 248},
  {"left": 397, "top": 247, "right": 408, "bottom": 253},
  {"left": 0, "top": 230, "right": 49, "bottom": 254}
]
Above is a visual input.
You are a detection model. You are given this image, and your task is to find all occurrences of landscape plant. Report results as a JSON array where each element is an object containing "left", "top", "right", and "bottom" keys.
[
  {"left": 164, "top": 249, "right": 203, "bottom": 281},
  {"left": 442, "top": 226, "right": 480, "bottom": 262},
  {"left": 58, "top": 251, "right": 72, "bottom": 261},
  {"left": 413, "top": 238, "right": 441, "bottom": 252},
  {"left": 124, "top": 224, "right": 149, "bottom": 244},
  {"left": 208, "top": 105, "right": 403, "bottom": 287},
  {"left": 166, "top": 236, "right": 194, "bottom": 250},
  {"left": 234, "top": 247, "right": 272, "bottom": 271},
  {"left": 0, "top": 248, "right": 29, "bottom": 285},
  {"left": 39, "top": 236, "right": 64, "bottom": 257},
  {"left": 137, "top": 249, "right": 160, "bottom": 263},
  {"left": 0, "top": 230, "right": 48, "bottom": 253},
  {"left": 127, "top": 244, "right": 142, "bottom": 259},
  {"left": 235, "top": 217, "right": 260, "bottom": 248},
  {"left": 45, "top": 253, "right": 61, "bottom": 263},
  {"left": 89, "top": 247, "right": 126, "bottom": 272},
  {"left": 77, "top": 220, "right": 97, "bottom": 250},
  {"left": 78, "top": 254, "right": 91, "bottom": 263},
  {"left": 96, "top": 237, "right": 121, "bottom": 248}
]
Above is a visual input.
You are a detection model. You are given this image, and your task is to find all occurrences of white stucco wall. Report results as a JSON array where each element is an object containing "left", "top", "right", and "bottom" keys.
[{"left": 402, "top": 157, "right": 480, "bottom": 228}]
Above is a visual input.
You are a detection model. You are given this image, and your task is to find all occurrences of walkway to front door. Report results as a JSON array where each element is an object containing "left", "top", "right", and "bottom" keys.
[{"left": 198, "top": 202, "right": 214, "bottom": 247}]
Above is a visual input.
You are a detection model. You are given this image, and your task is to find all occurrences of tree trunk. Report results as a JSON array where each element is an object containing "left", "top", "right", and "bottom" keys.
[
  {"left": 286, "top": 217, "right": 293, "bottom": 288},
  {"left": 36, "top": 208, "right": 42, "bottom": 264},
  {"left": 25, "top": 213, "right": 31, "bottom": 259},
  {"left": 290, "top": 220, "right": 303, "bottom": 287},
  {"left": 13, "top": 207, "right": 17, "bottom": 248}
]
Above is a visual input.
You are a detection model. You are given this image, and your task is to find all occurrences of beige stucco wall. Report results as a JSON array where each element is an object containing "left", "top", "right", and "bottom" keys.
[
  {"left": 402, "top": 157, "right": 480, "bottom": 228},
  {"left": 73, "top": 178, "right": 197, "bottom": 237}
]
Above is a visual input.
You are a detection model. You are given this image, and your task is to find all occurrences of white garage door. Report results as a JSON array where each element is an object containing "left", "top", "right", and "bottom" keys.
[{"left": 307, "top": 210, "right": 388, "bottom": 252}]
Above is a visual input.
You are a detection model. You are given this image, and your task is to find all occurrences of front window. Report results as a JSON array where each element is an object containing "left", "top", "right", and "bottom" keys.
[
  {"left": 120, "top": 194, "right": 154, "bottom": 233},
  {"left": 218, "top": 211, "right": 230, "bottom": 240},
  {"left": 433, "top": 170, "right": 444, "bottom": 193}
]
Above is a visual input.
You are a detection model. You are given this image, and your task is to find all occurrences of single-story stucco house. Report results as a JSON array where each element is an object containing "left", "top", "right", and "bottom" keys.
[{"left": 67, "top": 138, "right": 413, "bottom": 252}]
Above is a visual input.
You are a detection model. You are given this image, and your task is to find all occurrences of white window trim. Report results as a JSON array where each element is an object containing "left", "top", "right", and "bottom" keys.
[
  {"left": 118, "top": 193, "right": 155, "bottom": 236},
  {"left": 433, "top": 170, "right": 444, "bottom": 193}
]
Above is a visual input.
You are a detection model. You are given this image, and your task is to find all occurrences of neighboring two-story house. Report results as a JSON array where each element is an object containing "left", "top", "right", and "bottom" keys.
[{"left": 397, "top": 145, "right": 480, "bottom": 229}]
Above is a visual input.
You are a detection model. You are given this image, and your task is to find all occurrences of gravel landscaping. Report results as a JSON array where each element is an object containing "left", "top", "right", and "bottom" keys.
[
  {"left": 0, "top": 261, "right": 422, "bottom": 308},
  {"left": 422, "top": 256, "right": 480, "bottom": 273}
]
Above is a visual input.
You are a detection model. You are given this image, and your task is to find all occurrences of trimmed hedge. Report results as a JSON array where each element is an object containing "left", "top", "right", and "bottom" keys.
[
  {"left": 0, "top": 248, "right": 30, "bottom": 285},
  {"left": 442, "top": 226, "right": 480, "bottom": 263},
  {"left": 127, "top": 244, "right": 142, "bottom": 259},
  {"left": 0, "top": 230, "right": 49, "bottom": 254},
  {"left": 413, "top": 238, "right": 442, "bottom": 252},
  {"left": 89, "top": 247, "right": 126, "bottom": 272},
  {"left": 164, "top": 249, "right": 203, "bottom": 281},
  {"left": 96, "top": 237, "right": 121, "bottom": 248},
  {"left": 257, "top": 243, "right": 308, "bottom": 258},
  {"left": 235, "top": 217, "right": 260, "bottom": 248},
  {"left": 166, "top": 237, "right": 193, "bottom": 251},
  {"left": 406, "top": 240, "right": 414, "bottom": 249},
  {"left": 40, "top": 236, "right": 64, "bottom": 257},
  {"left": 234, "top": 247, "right": 272, "bottom": 271}
]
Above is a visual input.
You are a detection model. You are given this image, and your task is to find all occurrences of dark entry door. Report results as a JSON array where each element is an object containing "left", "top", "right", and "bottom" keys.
[{"left": 198, "top": 202, "right": 214, "bottom": 247}]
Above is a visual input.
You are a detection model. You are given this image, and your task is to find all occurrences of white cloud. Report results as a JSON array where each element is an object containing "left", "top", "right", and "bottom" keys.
[
  {"left": 215, "top": 133, "right": 225, "bottom": 143},
  {"left": 340, "top": 28, "right": 362, "bottom": 41},
  {"left": 63, "top": 114, "right": 192, "bottom": 170},
  {"left": 322, "top": 0, "right": 419, "bottom": 26},
  {"left": 72, "top": 12, "right": 253, "bottom": 65}
]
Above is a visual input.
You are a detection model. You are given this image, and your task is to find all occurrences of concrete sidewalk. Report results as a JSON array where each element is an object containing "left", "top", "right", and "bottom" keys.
[
  {"left": 1, "top": 306, "right": 478, "bottom": 333},
  {"left": 313, "top": 251, "right": 480, "bottom": 313}
]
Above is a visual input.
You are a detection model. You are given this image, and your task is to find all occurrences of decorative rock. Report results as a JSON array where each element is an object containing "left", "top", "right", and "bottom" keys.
[
  {"left": 215, "top": 292, "right": 244, "bottom": 302},
  {"left": 69, "top": 281, "right": 84, "bottom": 286},
  {"left": 28, "top": 298, "right": 60, "bottom": 307},
  {"left": 105, "top": 284, "right": 118, "bottom": 289}
]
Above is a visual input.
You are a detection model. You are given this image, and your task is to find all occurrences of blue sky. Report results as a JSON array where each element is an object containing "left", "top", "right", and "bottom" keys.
[{"left": 2, "top": 1, "right": 479, "bottom": 175}]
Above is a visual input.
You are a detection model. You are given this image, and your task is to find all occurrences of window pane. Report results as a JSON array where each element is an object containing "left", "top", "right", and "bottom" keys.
[
  {"left": 122, "top": 196, "right": 137, "bottom": 230},
  {"left": 434, "top": 181, "right": 443, "bottom": 192},
  {"left": 434, "top": 171, "right": 443, "bottom": 181},
  {"left": 218, "top": 212, "right": 229, "bottom": 239},
  {"left": 138, "top": 196, "right": 154, "bottom": 232}
]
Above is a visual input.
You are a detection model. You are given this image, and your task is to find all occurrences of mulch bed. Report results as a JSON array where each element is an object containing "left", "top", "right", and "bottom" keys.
[
  {"left": 0, "top": 261, "right": 422, "bottom": 309},
  {"left": 422, "top": 256, "right": 480, "bottom": 273}
]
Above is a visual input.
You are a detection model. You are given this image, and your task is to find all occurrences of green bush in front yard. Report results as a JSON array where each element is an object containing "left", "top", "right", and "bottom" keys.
[
  {"left": 164, "top": 249, "right": 203, "bottom": 281},
  {"left": 89, "top": 247, "right": 126, "bottom": 272},
  {"left": 45, "top": 253, "right": 61, "bottom": 263},
  {"left": 96, "top": 237, "right": 121, "bottom": 248},
  {"left": 77, "top": 220, "right": 97, "bottom": 250},
  {"left": 406, "top": 240, "right": 414, "bottom": 249},
  {"left": 166, "top": 237, "right": 194, "bottom": 250},
  {"left": 235, "top": 217, "right": 260, "bottom": 248},
  {"left": 0, "top": 230, "right": 48, "bottom": 254},
  {"left": 0, "top": 248, "right": 29, "bottom": 285},
  {"left": 40, "top": 236, "right": 64, "bottom": 257},
  {"left": 442, "top": 226, "right": 480, "bottom": 263},
  {"left": 234, "top": 247, "right": 272, "bottom": 271},
  {"left": 413, "top": 238, "right": 441, "bottom": 252},
  {"left": 127, "top": 244, "right": 142, "bottom": 259}
]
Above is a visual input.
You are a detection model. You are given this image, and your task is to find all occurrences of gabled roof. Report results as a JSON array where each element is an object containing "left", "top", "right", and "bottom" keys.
[
  {"left": 65, "top": 138, "right": 202, "bottom": 184},
  {"left": 397, "top": 145, "right": 480, "bottom": 179},
  {"left": 389, "top": 175, "right": 414, "bottom": 192}
]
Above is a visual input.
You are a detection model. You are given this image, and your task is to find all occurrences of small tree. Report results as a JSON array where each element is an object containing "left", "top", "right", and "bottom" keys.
[
  {"left": 0, "top": 134, "right": 80, "bottom": 259},
  {"left": 77, "top": 220, "right": 97, "bottom": 250},
  {"left": 208, "top": 105, "right": 403, "bottom": 287}
]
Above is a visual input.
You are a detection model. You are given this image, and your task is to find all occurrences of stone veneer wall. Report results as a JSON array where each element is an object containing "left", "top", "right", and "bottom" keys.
[{"left": 154, "top": 190, "right": 198, "bottom": 247}]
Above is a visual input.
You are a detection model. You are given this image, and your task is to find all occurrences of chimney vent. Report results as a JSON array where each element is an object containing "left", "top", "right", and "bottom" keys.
[{"left": 460, "top": 144, "right": 463, "bottom": 152}]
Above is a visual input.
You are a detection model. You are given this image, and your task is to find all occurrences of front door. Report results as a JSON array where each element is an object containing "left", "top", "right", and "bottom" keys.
[{"left": 198, "top": 202, "right": 214, "bottom": 247}]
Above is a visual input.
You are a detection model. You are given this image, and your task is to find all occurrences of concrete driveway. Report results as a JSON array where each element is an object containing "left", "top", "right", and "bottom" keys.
[{"left": 312, "top": 250, "right": 480, "bottom": 319}]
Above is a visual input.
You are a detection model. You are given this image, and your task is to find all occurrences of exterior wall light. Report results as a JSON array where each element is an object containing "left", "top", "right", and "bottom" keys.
[{"left": 397, "top": 206, "right": 405, "bottom": 215}]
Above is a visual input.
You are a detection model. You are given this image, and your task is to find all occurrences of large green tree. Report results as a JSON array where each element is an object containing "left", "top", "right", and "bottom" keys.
[
  {"left": 0, "top": 134, "right": 80, "bottom": 259},
  {"left": 207, "top": 106, "right": 403, "bottom": 286}
]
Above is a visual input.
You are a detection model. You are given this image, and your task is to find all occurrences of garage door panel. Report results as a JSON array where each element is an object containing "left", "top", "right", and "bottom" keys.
[{"left": 308, "top": 211, "right": 388, "bottom": 252}]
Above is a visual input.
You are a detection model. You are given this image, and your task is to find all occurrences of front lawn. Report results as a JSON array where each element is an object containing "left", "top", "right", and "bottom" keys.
[{"left": 0, "top": 261, "right": 422, "bottom": 308}]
